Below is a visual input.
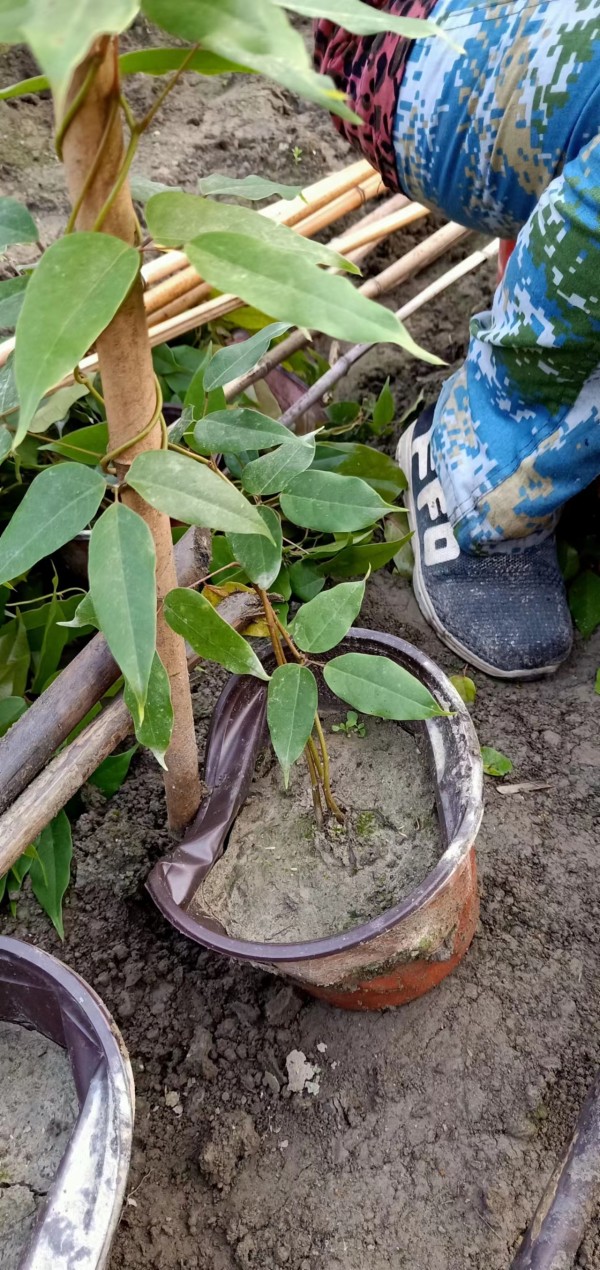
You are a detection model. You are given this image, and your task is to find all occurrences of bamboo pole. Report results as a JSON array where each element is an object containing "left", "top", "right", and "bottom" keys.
[
  {"left": 330, "top": 200, "right": 428, "bottom": 256},
  {"left": 59, "top": 36, "right": 201, "bottom": 833},
  {"left": 0, "top": 593, "right": 266, "bottom": 873}
]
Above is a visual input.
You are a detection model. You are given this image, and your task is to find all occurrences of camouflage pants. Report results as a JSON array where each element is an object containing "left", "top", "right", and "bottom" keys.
[{"left": 393, "top": 0, "right": 600, "bottom": 551}]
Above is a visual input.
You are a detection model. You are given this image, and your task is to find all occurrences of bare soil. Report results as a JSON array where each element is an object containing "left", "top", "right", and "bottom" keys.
[
  {"left": 2, "top": 23, "right": 600, "bottom": 1270},
  {"left": 196, "top": 717, "right": 440, "bottom": 944}
]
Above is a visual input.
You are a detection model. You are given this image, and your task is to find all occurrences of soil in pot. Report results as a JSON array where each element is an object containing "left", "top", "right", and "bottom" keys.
[
  {"left": 0, "top": 1020, "right": 78, "bottom": 1270},
  {"left": 193, "top": 711, "right": 441, "bottom": 944}
]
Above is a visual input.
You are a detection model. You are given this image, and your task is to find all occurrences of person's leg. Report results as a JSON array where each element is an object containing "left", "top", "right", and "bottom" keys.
[{"left": 393, "top": 0, "right": 600, "bottom": 674}]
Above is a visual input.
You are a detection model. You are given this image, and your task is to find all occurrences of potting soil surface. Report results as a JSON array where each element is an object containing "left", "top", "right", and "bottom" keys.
[
  {"left": 0, "top": 1021, "right": 78, "bottom": 1270},
  {"left": 3, "top": 18, "right": 600, "bottom": 1270},
  {"left": 194, "top": 718, "right": 440, "bottom": 943}
]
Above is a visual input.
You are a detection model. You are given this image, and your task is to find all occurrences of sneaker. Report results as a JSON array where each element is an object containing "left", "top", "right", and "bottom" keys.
[{"left": 396, "top": 407, "right": 573, "bottom": 679}]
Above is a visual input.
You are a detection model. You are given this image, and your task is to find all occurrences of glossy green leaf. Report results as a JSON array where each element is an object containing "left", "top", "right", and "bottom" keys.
[
  {"left": 42, "top": 419, "right": 108, "bottom": 465},
  {"left": 0, "top": 427, "right": 12, "bottom": 465},
  {"left": 449, "top": 675, "right": 477, "bottom": 706},
  {"left": 28, "top": 383, "right": 88, "bottom": 434},
  {"left": 320, "top": 538, "right": 401, "bottom": 579},
  {"left": 89, "top": 504, "right": 157, "bottom": 717},
  {"left": 0, "top": 274, "right": 29, "bottom": 329},
  {"left": 58, "top": 590, "right": 97, "bottom": 630},
  {"left": 182, "top": 344, "right": 213, "bottom": 417},
  {"left": 558, "top": 540, "right": 580, "bottom": 583},
  {"left": 227, "top": 506, "right": 282, "bottom": 590},
  {"left": 280, "top": 470, "right": 390, "bottom": 532},
  {"left": 569, "top": 570, "right": 600, "bottom": 639},
  {"left": 164, "top": 587, "right": 269, "bottom": 680},
  {"left": 481, "top": 746, "right": 513, "bottom": 778},
  {"left": 199, "top": 174, "right": 303, "bottom": 201},
  {"left": 289, "top": 559, "right": 325, "bottom": 601},
  {"left": 0, "top": 197, "right": 37, "bottom": 250},
  {"left": 267, "top": 663, "right": 317, "bottom": 786},
  {"left": 276, "top": 0, "right": 444, "bottom": 41},
  {"left": 241, "top": 433, "right": 316, "bottom": 496},
  {"left": 0, "top": 358, "right": 18, "bottom": 419},
  {"left": 0, "top": 73, "right": 49, "bottom": 101},
  {"left": 324, "top": 652, "right": 446, "bottom": 721},
  {"left": 124, "top": 651, "right": 173, "bottom": 769},
  {"left": 89, "top": 745, "right": 137, "bottom": 798},
  {"left": 128, "top": 450, "right": 272, "bottom": 538},
  {"left": 119, "top": 45, "right": 249, "bottom": 77},
  {"left": 291, "top": 579, "right": 365, "bottom": 654},
  {"left": 29, "top": 810, "right": 73, "bottom": 940},
  {"left": 140, "top": 0, "right": 359, "bottom": 122},
  {"left": 372, "top": 377, "right": 395, "bottom": 432},
  {"left": 0, "top": 463, "right": 105, "bottom": 585},
  {"left": 193, "top": 407, "right": 295, "bottom": 455},
  {"left": 204, "top": 322, "right": 290, "bottom": 391},
  {"left": 147, "top": 192, "right": 356, "bottom": 273},
  {"left": 312, "top": 442, "right": 406, "bottom": 500},
  {"left": 186, "top": 232, "right": 437, "bottom": 357},
  {"left": 19, "top": 0, "right": 139, "bottom": 115},
  {"left": 0, "top": 618, "right": 30, "bottom": 700},
  {"left": 31, "top": 590, "right": 67, "bottom": 693},
  {"left": 14, "top": 233, "right": 139, "bottom": 443},
  {"left": 0, "top": 695, "right": 27, "bottom": 737}
]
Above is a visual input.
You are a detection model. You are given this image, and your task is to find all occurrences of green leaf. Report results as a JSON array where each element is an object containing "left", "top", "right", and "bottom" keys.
[
  {"left": 14, "top": 232, "right": 139, "bottom": 443},
  {"left": 204, "top": 322, "right": 290, "bottom": 391},
  {"left": 558, "top": 540, "right": 580, "bottom": 583},
  {"left": 193, "top": 407, "right": 296, "bottom": 455},
  {"left": 595, "top": 668, "right": 600, "bottom": 696},
  {"left": 281, "top": 470, "right": 390, "bottom": 532},
  {"left": 320, "top": 538, "right": 400, "bottom": 579},
  {"left": 31, "top": 589, "right": 67, "bottom": 694},
  {"left": 569, "top": 571, "right": 600, "bottom": 639},
  {"left": 290, "top": 579, "right": 365, "bottom": 653},
  {"left": 29, "top": 810, "right": 73, "bottom": 940},
  {"left": 0, "top": 73, "right": 49, "bottom": 101},
  {"left": 164, "top": 588, "right": 269, "bottom": 680},
  {"left": 89, "top": 504, "right": 157, "bottom": 717},
  {"left": 42, "top": 419, "right": 108, "bottom": 464},
  {"left": 140, "top": 0, "right": 359, "bottom": 123},
  {"left": 227, "top": 506, "right": 282, "bottom": 590},
  {"left": 19, "top": 0, "right": 139, "bottom": 116},
  {"left": 324, "top": 652, "right": 447, "bottom": 721},
  {"left": 0, "top": 357, "right": 18, "bottom": 418},
  {"left": 0, "top": 617, "right": 30, "bottom": 700},
  {"left": 313, "top": 442, "right": 406, "bottom": 500},
  {"left": 58, "top": 590, "right": 97, "bottom": 630},
  {"left": 182, "top": 344, "right": 213, "bottom": 416},
  {"left": 276, "top": 0, "right": 444, "bottom": 41},
  {"left": 147, "top": 192, "right": 356, "bottom": 273},
  {"left": 28, "top": 383, "right": 88, "bottom": 434},
  {"left": 89, "top": 745, "right": 137, "bottom": 798},
  {"left": 0, "top": 197, "right": 37, "bottom": 251},
  {"left": 119, "top": 45, "right": 249, "bottom": 77},
  {"left": 185, "top": 232, "right": 437, "bottom": 358},
  {"left": 449, "top": 675, "right": 477, "bottom": 706},
  {"left": 481, "top": 746, "right": 513, "bottom": 778},
  {"left": 0, "top": 463, "right": 105, "bottom": 585},
  {"left": 0, "top": 427, "right": 12, "bottom": 465},
  {"left": 372, "top": 377, "right": 395, "bottom": 432},
  {"left": 241, "top": 433, "right": 316, "bottom": 496},
  {"left": 289, "top": 559, "right": 325, "bottom": 601},
  {"left": 130, "top": 175, "right": 178, "bottom": 204},
  {"left": 267, "top": 663, "right": 317, "bottom": 786},
  {"left": 0, "top": 695, "right": 27, "bottom": 737},
  {"left": 124, "top": 651, "right": 173, "bottom": 769},
  {"left": 128, "top": 450, "right": 273, "bottom": 538},
  {"left": 0, "top": 274, "right": 29, "bottom": 329},
  {"left": 198, "top": 174, "right": 303, "bottom": 201}
]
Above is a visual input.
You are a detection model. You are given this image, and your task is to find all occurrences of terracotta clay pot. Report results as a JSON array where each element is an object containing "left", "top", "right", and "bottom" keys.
[{"left": 147, "top": 629, "right": 484, "bottom": 1011}]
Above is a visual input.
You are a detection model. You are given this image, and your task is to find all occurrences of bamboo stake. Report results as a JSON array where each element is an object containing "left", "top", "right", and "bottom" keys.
[
  {"left": 0, "top": 593, "right": 266, "bottom": 873},
  {"left": 279, "top": 236, "right": 499, "bottom": 430},
  {"left": 330, "top": 200, "right": 428, "bottom": 256},
  {"left": 60, "top": 36, "right": 201, "bottom": 833}
]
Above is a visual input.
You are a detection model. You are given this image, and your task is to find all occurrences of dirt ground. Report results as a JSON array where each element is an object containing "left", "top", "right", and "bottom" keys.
[{"left": 2, "top": 20, "right": 600, "bottom": 1270}]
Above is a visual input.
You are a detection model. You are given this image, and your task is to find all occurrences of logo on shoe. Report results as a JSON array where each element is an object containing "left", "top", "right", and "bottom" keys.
[{"left": 413, "top": 430, "right": 460, "bottom": 568}]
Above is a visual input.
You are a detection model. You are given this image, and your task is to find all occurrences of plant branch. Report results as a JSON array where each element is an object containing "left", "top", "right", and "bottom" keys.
[{"left": 314, "top": 713, "right": 345, "bottom": 823}]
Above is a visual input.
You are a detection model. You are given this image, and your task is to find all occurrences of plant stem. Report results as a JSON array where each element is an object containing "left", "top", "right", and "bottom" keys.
[
  {"left": 257, "top": 587, "right": 286, "bottom": 667},
  {"left": 305, "top": 743, "right": 324, "bottom": 829},
  {"left": 137, "top": 44, "right": 200, "bottom": 133},
  {"left": 314, "top": 713, "right": 345, "bottom": 823}
]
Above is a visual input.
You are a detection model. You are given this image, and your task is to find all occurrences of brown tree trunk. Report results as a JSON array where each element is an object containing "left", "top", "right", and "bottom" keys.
[{"left": 59, "top": 36, "right": 201, "bottom": 832}]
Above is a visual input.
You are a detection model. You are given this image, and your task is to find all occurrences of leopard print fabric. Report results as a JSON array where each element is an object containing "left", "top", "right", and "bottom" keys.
[{"left": 313, "top": 1, "right": 438, "bottom": 192}]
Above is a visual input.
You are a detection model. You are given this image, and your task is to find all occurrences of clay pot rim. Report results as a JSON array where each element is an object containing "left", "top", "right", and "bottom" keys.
[{"left": 147, "top": 628, "right": 484, "bottom": 963}]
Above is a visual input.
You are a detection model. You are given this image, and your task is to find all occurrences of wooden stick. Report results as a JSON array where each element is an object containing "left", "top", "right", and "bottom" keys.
[
  {"left": 280, "top": 235, "right": 499, "bottom": 430},
  {"left": 292, "top": 171, "right": 384, "bottom": 238},
  {"left": 330, "top": 201, "right": 429, "bottom": 256},
  {"left": 0, "top": 592, "right": 266, "bottom": 873},
  {"left": 0, "top": 528, "right": 207, "bottom": 818}
]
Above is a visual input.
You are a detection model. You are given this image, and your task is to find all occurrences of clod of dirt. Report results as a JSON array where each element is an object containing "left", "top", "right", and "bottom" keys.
[
  {"left": 194, "top": 718, "right": 440, "bottom": 944},
  {"left": 0, "top": 1020, "right": 78, "bottom": 1270},
  {"left": 184, "top": 1024, "right": 218, "bottom": 1080},
  {"left": 199, "top": 1111, "right": 260, "bottom": 1189},
  {"left": 286, "top": 1050, "right": 320, "bottom": 1095}
]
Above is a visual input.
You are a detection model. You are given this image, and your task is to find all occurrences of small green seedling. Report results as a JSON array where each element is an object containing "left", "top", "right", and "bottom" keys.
[
  {"left": 332, "top": 710, "right": 366, "bottom": 738},
  {"left": 481, "top": 747, "right": 513, "bottom": 778}
]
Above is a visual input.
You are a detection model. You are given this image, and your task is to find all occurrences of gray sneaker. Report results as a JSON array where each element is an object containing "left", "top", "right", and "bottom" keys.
[{"left": 397, "top": 408, "right": 573, "bottom": 679}]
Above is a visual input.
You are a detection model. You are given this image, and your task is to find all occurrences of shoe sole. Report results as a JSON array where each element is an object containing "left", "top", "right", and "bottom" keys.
[{"left": 397, "top": 424, "right": 562, "bottom": 681}]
